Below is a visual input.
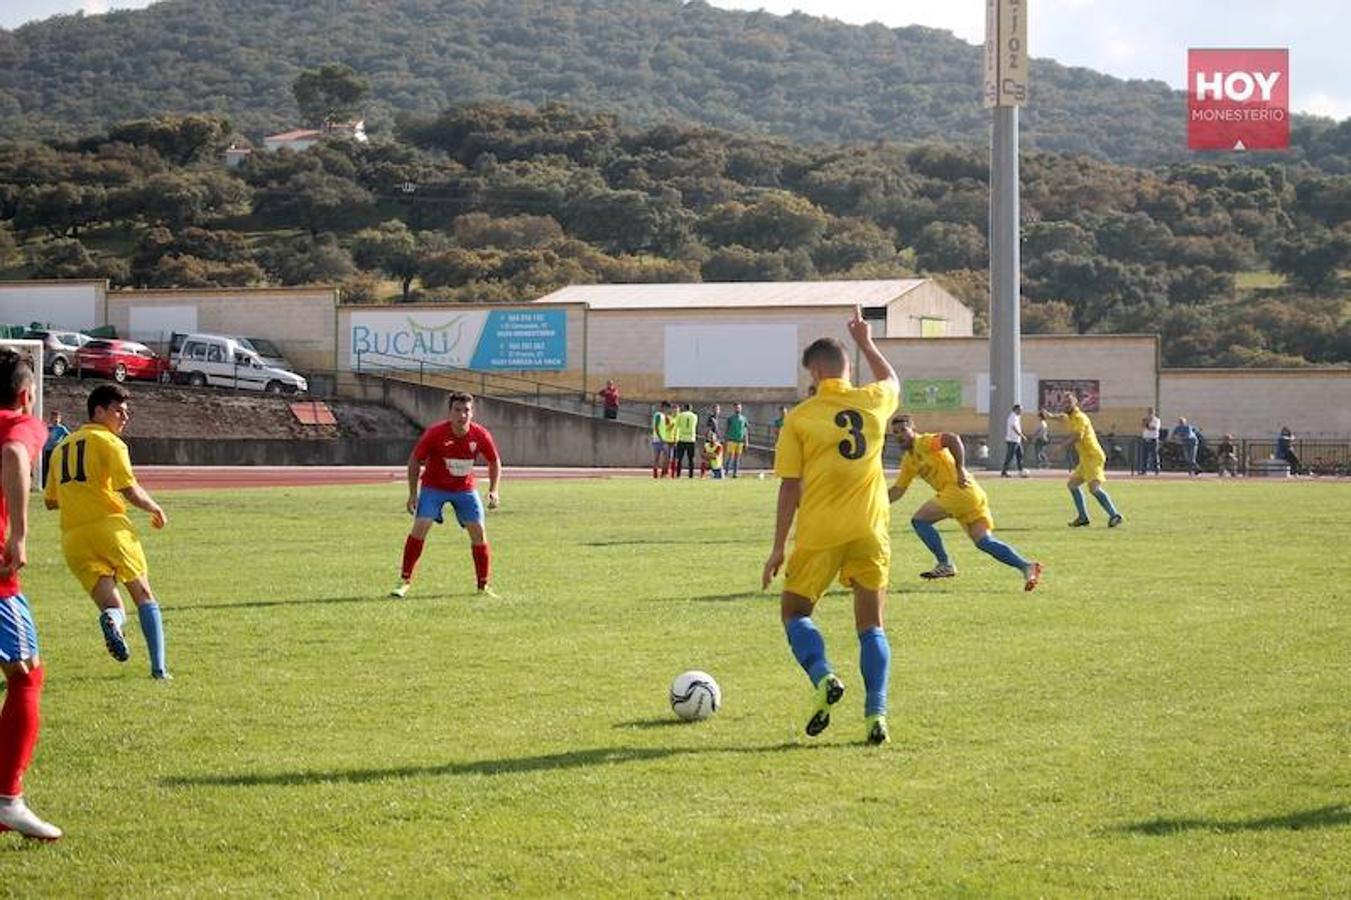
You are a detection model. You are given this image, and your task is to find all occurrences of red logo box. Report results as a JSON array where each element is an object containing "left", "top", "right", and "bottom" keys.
[{"left": 1188, "top": 48, "right": 1289, "bottom": 151}]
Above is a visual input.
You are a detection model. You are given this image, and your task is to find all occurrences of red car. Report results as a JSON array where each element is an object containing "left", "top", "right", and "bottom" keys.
[{"left": 75, "top": 339, "right": 173, "bottom": 383}]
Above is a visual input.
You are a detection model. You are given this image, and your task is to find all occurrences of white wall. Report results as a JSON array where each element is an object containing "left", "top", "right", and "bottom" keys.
[{"left": 0, "top": 281, "right": 102, "bottom": 330}]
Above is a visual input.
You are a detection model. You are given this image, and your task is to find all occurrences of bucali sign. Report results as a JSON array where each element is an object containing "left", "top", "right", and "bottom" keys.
[{"left": 1188, "top": 48, "right": 1289, "bottom": 151}]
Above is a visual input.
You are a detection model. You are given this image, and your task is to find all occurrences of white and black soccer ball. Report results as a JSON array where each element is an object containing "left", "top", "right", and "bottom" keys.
[{"left": 669, "top": 670, "right": 721, "bottom": 722}]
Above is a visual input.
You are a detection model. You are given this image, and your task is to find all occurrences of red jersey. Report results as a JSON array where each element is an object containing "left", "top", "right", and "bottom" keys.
[
  {"left": 0, "top": 410, "right": 47, "bottom": 597},
  {"left": 414, "top": 421, "right": 499, "bottom": 492}
]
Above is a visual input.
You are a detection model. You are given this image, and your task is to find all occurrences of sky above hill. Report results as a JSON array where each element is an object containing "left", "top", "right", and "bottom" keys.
[{"left": 3, "top": 0, "right": 1346, "bottom": 120}]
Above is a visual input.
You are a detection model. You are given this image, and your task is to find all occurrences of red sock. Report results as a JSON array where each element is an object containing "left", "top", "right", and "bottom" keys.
[
  {"left": 401, "top": 536, "right": 425, "bottom": 581},
  {"left": 0, "top": 666, "right": 43, "bottom": 797},
  {"left": 472, "top": 543, "right": 491, "bottom": 588}
]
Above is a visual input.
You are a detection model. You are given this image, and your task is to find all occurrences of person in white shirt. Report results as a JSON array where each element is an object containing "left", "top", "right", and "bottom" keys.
[
  {"left": 1000, "top": 404, "right": 1028, "bottom": 477},
  {"left": 1139, "top": 407, "right": 1161, "bottom": 475}
]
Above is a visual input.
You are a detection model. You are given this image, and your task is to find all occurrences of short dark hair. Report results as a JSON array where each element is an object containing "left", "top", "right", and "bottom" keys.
[
  {"left": 448, "top": 391, "right": 474, "bottom": 408},
  {"left": 0, "top": 349, "right": 34, "bottom": 409},
  {"left": 801, "top": 338, "right": 847, "bottom": 372},
  {"left": 88, "top": 383, "right": 130, "bottom": 419}
]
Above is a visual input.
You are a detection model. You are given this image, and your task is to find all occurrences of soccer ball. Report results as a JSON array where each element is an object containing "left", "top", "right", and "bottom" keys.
[{"left": 670, "top": 670, "right": 721, "bottom": 721}]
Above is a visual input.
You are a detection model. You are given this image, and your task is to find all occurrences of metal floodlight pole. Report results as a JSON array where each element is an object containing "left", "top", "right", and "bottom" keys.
[{"left": 987, "top": 105, "right": 1021, "bottom": 467}]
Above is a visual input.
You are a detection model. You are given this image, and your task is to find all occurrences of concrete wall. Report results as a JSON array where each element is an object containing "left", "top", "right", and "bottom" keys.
[
  {"left": 1160, "top": 368, "right": 1351, "bottom": 438},
  {"left": 886, "top": 281, "right": 975, "bottom": 337},
  {"left": 106, "top": 287, "right": 339, "bottom": 372},
  {"left": 876, "top": 334, "right": 1159, "bottom": 435},
  {"left": 347, "top": 374, "right": 774, "bottom": 468},
  {"left": 125, "top": 437, "right": 413, "bottom": 466}
]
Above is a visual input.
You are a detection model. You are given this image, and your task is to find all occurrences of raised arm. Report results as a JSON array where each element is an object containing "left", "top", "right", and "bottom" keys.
[{"left": 846, "top": 305, "right": 898, "bottom": 389}]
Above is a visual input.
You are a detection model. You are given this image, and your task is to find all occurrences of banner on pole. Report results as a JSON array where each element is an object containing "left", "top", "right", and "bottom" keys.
[{"left": 984, "top": 0, "right": 1028, "bottom": 107}]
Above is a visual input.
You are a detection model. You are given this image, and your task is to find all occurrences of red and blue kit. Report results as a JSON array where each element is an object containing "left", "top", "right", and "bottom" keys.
[{"left": 414, "top": 422, "right": 499, "bottom": 493}]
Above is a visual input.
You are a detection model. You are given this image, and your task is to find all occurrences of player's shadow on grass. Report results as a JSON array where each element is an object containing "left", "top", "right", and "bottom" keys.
[
  {"left": 169, "top": 594, "right": 457, "bottom": 612},
  {"left": 1118, "top": 803, "right": 1350, "bottom": 835},
  {"left": 162, "top": 743, "right": 814, "bottom": 789}
]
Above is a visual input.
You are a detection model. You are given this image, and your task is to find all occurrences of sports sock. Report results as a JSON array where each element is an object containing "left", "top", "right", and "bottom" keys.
[
  {"left": 400, "top": 536, "right": 425, "bottom": 581},
  {"left": 857, "top": 627, "right": 890, "bottom": 717},
  {"left": 472, "top": 542, "right": 491, "bottom": 588},
  {"left": 1070, "top": 487, "right": 1089, "bottom": 520},
  {"left": 0, "top": 666, "right": 43, "bottom": 797},
  {"left": 784, "top": 617, "right": 832, "bottom": 687},
  {"left": 911, "top": 519, "right": 950, "bottom": 565},
  {"left": 104, "top": 605, "right": 127, "bottom": 630},
  {"left": 137, "top": 602, "right": 167, "bottom": 676},
  {"left": 976, "top": 534, "right": 1030, "bottom": 571},
  {"left": 1091, "top": 488, "right": 1120, "bottom": 517}
]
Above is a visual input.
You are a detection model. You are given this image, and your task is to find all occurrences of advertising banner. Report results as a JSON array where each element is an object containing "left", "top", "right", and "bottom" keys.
[
  {"left": 1039, "top": 379, "right": 1100, "bottom": 413},
  {"left": 1188, "top": 48, "right": 1289, "bottom": 151},
  {"left": 350, "top": 309, "right": 567, "bottom": 371},
  {"left": 984, "top": 0, "right": 1028, "bottom": 107},
  {"left": 903, "top": 378, "right": 963, "bottom": 410}
]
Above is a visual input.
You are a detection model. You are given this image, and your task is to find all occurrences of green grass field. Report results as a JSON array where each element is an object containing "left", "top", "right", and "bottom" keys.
[{"left": 4, "top": 476, "right": 1348, "bottom": 895}]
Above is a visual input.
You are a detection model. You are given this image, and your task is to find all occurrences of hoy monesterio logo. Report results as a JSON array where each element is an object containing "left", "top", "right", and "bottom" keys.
[{"left": 1188, "top": 48, "right": 1289, "bottom": 151}]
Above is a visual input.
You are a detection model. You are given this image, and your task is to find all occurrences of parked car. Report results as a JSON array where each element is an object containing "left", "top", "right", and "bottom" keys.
[
  {"left": 235, "top": 336, "right": 292, "bottom": 371},
  {"left": 174, "top": 333, "right": 307, "bottom": 394},
  {"left": 75, "top": 339, "right": 172, "bottom": 383},
  {"left": 22, "top": 329, "right": 91, "bottom": 377}
]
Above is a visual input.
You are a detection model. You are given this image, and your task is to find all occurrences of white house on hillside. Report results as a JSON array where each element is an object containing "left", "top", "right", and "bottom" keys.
[{"left": 263, "top": 119, "right": 368, "bottom": 153}]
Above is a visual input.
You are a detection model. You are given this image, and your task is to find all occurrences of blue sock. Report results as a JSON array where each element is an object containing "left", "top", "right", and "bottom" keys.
[
  {"left": 1070, "top": 487, "right": 1089, "bottom": 520},
  {"left": 785, "top": 617, "right": 832, "bottom": 687},
  {"left": 137, "top": 602, "right": 167, "bottom": 675},
  {"left": 911, "top": 519, "right": 950, "bottom": 565},
  {"left": 976, "top": 534, "right": 1030, "bottom": 572},
  {"left": 1091, "top": 488, "right": 1120, "bottom": 518},
  {"left": 857, "top": 627, "right": 891, "bottom": 717}
]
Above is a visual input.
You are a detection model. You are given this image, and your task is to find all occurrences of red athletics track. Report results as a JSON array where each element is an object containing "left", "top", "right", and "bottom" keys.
[{"left": 137, "top": 466, "right": 655, "bottom": 490}]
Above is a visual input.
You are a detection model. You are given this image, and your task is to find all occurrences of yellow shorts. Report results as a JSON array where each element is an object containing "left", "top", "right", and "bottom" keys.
[
  {"left": 62, "top": 518, "right": 148, "bottom": 594},
  {"left": 725, "top": 440, "right": 745, "bottom": 454},
  {"left": 936, "top": 483, "right": 994, "bottom": 530},
  {"left": 1073, "top": 453, "right": 1107, "bottom": 485},
  {"left": 784, "top": 532, "right": 890, "bottom": 603}
]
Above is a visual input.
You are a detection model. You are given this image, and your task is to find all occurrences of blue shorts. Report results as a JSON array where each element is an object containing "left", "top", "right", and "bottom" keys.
[
  {"left": 416, "top": 487, "right": 484, "bottom": 527},
  {"left": 0, "top": 595, "right": 39, "bottom": 663}
]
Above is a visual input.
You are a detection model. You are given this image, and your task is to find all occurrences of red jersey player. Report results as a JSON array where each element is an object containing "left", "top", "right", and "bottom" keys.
[
  {"left": 391, "top": 391, "right": 502, "bottom": 598},
  {"left": 0, "top": 349, "right": 62, "bottom": 840}
]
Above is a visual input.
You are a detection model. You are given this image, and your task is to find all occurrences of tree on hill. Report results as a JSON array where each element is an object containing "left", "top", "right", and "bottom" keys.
[
  {"left": 105, "top": 116, "right": 233, "bottom": 166},
  {"left": 292, "top": 64, "right": 369, "bottom": 129}
]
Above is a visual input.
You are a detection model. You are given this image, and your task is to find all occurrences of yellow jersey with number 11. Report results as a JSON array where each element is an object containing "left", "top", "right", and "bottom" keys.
[
  {"left": 44, "top": 423, "right": 137, "bottom": 533},
  {"left": 773, "top": 377, "right": 898, "bottom": 550}
]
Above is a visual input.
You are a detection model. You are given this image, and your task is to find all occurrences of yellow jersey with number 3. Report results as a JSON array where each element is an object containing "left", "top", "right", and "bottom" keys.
[
  {"left": 773, "top": 376, "right": 898, "bottom": 549},
  {"left": 44, "top": 423, "right": 137, "bottom": 533}
]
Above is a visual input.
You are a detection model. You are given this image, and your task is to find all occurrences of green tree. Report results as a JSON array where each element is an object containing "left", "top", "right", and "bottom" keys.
[
  {"left": 292, "top": 64, "right": 370, "bottom": 129},
  {"left": 254, "top": 233, "right": 354, "bottom": 285},
  {"left": 106, "top": 115, "right": 232, "bottom": 166},
  {"left": 28, "top": 238, "right": 128, "bottom": 283},
  {"left": 913, "top": 222, "right": 986, "bottom": 272},
  {"left": 351, "top": 220, "right": 429, "bottom": 301},
  {"left": 1269, "top": 227, "right": 1351, "bottom": 295},
  {"left": 254, "top": 170, "right": 371, "bottom": 235}
]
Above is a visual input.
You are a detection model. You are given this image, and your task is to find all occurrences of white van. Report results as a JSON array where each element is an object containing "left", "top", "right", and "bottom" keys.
[{"left": 175, "top": 333, "right": 308, "bottom": 394}]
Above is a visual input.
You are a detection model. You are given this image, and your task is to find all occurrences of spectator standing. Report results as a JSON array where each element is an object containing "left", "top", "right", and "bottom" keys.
[
  {"left": 598, "top": 380, "right": 620, "bottom": 420},
  {"left": 674, "top": 403, "right": 699, "bottom": 479},
  {"left": 724, "top": 403, "right": 749, "bottom": 478},
  {"left": 771, "top": 405, "right": 788, "bottom": 442},
  {"left": 1139, "top": 407, "right": 1161, "bottom": 475},
  {"left": 1000, "top": 404, "right": 1027, "bottom": 478},
  {"left": 650, "top": 401, "right": 672, "bottom": 479},
  {"left": 1276, "top": 426, "right": 1300, "bottom": 475},
  {"left": 41, "top": 410, "right": 69, "bottom": 486},
  {"left": 1171, "top": 418, "right": 1200, "bottom": 476},
  {"left": 705, "top": 403, "right": 721, "bottom": 439},
  {"left": 1216, "top": 433, "right": 1239, "bottom": 477},
  {"left": 1032, "top": 412, "right": 1051, "bottom": 468}
]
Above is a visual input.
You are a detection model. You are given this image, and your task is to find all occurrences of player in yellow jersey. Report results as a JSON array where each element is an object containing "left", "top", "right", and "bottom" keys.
[
  {"left": 1044, "top": 393, "right": 1123, "bottom": 528},
  {"left": 762, "top": 307, "right": 899, "bottom": 745},
  {"left": 44, "top": 385, "right": 171, "bottom": 678},
  {"left": 888, "top": 416, "right": 1042, "bottom": 590}
]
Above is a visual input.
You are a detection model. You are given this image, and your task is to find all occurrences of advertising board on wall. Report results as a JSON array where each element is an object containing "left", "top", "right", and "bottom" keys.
[
  {"left": 903, "top": 378, "right": 963, "bottom": 410},
  {"left": 1039, "top": 379, "right": 1101, "bottom": 412},
  {"left": 349, "top": 309, "right": 567, "bottom": 371}
]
